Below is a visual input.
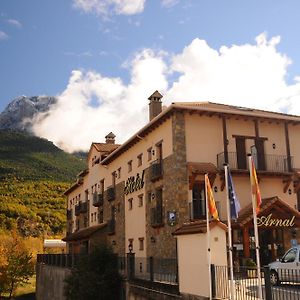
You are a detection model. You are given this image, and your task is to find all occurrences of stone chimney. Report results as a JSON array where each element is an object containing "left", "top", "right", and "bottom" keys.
[
  {"left": 148, "top": 90, "right": 163, "bottom": 121},
  {"left": 105, "top": 132, "right": 116, "bottom": 144}
]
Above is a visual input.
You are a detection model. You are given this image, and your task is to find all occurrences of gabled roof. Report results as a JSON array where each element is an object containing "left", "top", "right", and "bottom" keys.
[
  {"left": 235, "top": 196, "right": 300, "bottom": 227},
  {"left": 62, "top": 223, "right": 107, "bottom": 242},
  {"left": 172, "top": 220, "right": 227, "bottom": 236},
  {"left": 87, "top": 142, "right": 120, "bottom": 160}
]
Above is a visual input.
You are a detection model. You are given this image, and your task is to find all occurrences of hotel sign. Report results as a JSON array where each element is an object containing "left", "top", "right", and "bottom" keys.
[
  {"left": 124, "top": 170, "right": 145, "bottom": 195},
  {"left": 257, "top": 213, "right": 295, "bottom": 227}
]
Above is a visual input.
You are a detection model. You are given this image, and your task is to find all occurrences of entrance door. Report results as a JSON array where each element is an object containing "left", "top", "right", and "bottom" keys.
[{"left": 259, "top": 229, "right": 273, "bottom": 265}]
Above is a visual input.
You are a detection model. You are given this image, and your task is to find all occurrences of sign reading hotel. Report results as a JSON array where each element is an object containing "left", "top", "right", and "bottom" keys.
[
  {"left": 124, "top": 170, "right": 145, "bottom": 195},
  {"left": 257, "top": 213, "right": 295, "bottom": 227}
]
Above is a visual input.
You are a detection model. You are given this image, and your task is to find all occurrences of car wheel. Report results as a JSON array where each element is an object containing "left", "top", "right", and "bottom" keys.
[{"left": 270, "top": 270, "right": 280, "bottom": 286}]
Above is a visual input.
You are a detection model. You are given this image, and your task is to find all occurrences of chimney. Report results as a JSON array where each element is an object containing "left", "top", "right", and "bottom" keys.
[
  {"left": 148, "top": 90, "right": 163, "bottom": 121},
  {"left": 105, "top": 132, "right": 116, "bottom": 144}
]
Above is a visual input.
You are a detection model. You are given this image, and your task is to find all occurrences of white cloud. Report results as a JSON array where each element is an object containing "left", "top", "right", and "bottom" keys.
[
  {"left": 73, "top": 0, "right": 145, "bottom": 17},
  {"left": 0, "top": 31, "right": 8, "bottom": 40},
  {"left": 32, "top": 50, "right": 168, "bottom": 152},
  {"left": 7, "top": 19, "right": 22, "bottom": 28},
  {"left": 32, "top": 33, "right": 300, "bottom": 152},
  {"left": 161, "top": 0, "right": 179, "bottom": 8}
]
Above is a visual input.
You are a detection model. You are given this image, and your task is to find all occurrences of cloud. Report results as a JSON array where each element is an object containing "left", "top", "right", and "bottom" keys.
[
  {"left": 32, "top": 33, "right": 300, "bottom": 152},
  {"left": 64, "top": 51, "right": 93, "bottom": 57},
  {"left": 7, "top": 19, "right": 22, "bottom": 28},
  {"left": 73, "top": 0, "right": 146, "bottom": 17},
  {"left": 0, "top": 31, "right": 8, "bottom": 40},
  {"left": 161, "top": 0, "right": 179, "bottom": 8},
  {"left": 32, "top": 50, "right": 168, "bottom": 152}
]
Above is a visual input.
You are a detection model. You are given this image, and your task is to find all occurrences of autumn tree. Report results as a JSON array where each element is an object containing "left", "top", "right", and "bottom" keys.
[{"left": 0, "top": 232, "right": 35, "bottom": 299}]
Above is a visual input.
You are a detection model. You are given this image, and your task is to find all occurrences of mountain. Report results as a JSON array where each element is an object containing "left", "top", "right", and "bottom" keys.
[
  {"left": 0, "top": 95, "right": 57, "bottom": 132},
  {"left": 0, "top": 130, "right": 86, "bottom": 237}
]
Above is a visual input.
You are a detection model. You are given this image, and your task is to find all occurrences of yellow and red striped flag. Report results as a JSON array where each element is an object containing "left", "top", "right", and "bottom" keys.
[
  {"left": 250, "top": 157, "right": 262, "bottom": 214},
  {"left": 205, "top": 174, "right": 219, "bottom": 220}
]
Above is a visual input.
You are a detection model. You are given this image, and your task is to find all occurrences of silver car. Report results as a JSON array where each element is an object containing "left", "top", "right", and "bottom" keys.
[{"left": 269, "top": 246, "right": 300, "bottom": 285}]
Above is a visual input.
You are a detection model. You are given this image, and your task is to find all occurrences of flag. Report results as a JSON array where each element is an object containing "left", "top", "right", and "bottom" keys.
[
  {"left": 250, "top": 156, "right": 262, "bottom": 214},
  {"left": 205, "top": 174, "right": 219, "bottom": 220},
  {"left": 227, "top": 168, "right": 241, "bottom": 220}
]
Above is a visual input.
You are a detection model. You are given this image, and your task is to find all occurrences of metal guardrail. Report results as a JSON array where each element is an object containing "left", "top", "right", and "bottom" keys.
[
  {"left": 212, "top": 265, "right": 300, "bottom": 300},
  {"left": 217, "top": 152, "right": 293, "bottom": 173},
  {"left": 150, "top": 160, "right": 163, "bottom": 181}
]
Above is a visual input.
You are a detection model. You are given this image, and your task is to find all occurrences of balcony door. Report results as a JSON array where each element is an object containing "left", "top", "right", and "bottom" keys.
[
  {"left": 255, "top": 139, "right": 266, "bottom": 171},
  {"left": 236, "top": 137, "right": 247, "bottom": 170}
]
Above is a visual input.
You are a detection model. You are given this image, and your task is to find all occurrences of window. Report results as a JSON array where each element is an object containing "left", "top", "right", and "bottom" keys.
[
  {"left": 128, "top": 160, "right": 133, "bottom": 172},
  {"left": 85, "top": 190, "right": 89, "bottom": 202},
  {"left": 128, "top": 198, "right": 133, "bottom": 210},
  {"left": 139, "top": 238, "right": 144, "bottom": 251},
  {"left": 100, "top": 179, "right": 104, "bottom": 194},
  {"left": 147, "top": 192, "right": 152, "bottom": 203},
  {"left": 112, "top": 171, "right": 116, "bottom": 187},
  {"left": 147, "top": 147, "right": 152, "bottom": 161},
  {"left": 99, "top": 210, "right": 103, "bottom": 223},
  {"left": 117, "top": 167, "right": 121, "bottom": 179},
  {"left": 137, "top": 153, "right": 143, "bottom": 167},
  {"left": 138, "top": 194, "right": 143, "bottom": 207},
  {"left": 192, "top": 183, "right": 206, "bottom": 219}
]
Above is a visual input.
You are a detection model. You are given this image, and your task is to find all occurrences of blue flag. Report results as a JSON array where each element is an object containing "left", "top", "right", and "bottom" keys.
[{"left": 228, "top": 168, "right": 241, "bottom": 220}]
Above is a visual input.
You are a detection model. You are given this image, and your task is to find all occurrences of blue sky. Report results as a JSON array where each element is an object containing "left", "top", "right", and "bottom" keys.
[{"left": 1, "top": 0, "right": 300, "bottom": 151}]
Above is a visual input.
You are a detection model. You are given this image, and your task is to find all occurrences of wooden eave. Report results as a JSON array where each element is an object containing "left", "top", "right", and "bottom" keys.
[{"left": 101, "top": 103, "right": 300, "bottom": 166}]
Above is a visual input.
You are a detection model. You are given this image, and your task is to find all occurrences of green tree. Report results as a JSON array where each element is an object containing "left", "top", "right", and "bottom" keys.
[
  {"left": 64, "top": 246, "right": 122, "bottom": 300},
  {"left": 0, "top": 233, "right": 35, "bottom": 299}
]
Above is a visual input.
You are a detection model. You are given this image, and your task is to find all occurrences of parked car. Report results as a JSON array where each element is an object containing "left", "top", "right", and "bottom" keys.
[{"left": 268, "top": 245, "right": 300, "bottom": 285}]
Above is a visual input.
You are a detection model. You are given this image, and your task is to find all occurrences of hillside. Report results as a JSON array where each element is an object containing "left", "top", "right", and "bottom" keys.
[
  {"left": 0, "top": 130, "right": 86, "bottom": 236},
  {"left": 0, "top": 130, "right": 85, "bottom": 181}
]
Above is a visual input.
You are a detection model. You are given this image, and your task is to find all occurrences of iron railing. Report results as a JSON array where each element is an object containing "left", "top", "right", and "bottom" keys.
[
  {"left": 107, "top": 186, "right": 116, "bottom": 201},
  {"left": 74, "top": 202, "right": 88, "bottom": 216},
  {"left": 107, "top": 219, "right": 115, "bottom": 234},
  {"left": 92, "top": 193, "right": 103, "bottom": 207},
  {"left": 37, "top": 254, "right": 177, "bottom": 287},
  {"left": 150, "top": 207, "right": 163, "bottom": 226},
  {"left": 150, "top": 160, "right": 163, "bottom": 181},
  {"left": 217, "top": 152, "right": 293, "bottom": 173},
  {"left": 212, "top": 265, "right": 300, "bottom": 300},
  {"left": 67, "top": 209, "right": 72, "bottom": 220}
]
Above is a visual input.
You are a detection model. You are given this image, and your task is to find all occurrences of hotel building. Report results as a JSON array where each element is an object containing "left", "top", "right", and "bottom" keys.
[{"left": 64, "top": 91, "right": 300, "bottom": 265}]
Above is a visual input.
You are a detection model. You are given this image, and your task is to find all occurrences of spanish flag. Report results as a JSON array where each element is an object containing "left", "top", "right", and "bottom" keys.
[
  {"left": 250, "top": 157, "right": 262, "bottom": 214},
  {"left": 205, "top": 174, "right": 219, "bottom": 220}
]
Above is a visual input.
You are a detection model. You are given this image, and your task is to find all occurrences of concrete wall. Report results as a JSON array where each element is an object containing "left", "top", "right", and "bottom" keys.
[
  {"left": 36, "top": 264, "right": 70, "bottom": 300},
  {"left": 176, "top": 226, "right": 227, "bottom": 298}
]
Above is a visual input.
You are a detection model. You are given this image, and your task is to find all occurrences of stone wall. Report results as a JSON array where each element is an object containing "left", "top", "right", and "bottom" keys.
[
  {"left": 102, "top": 181, "right": 126, "bottom": 256},
  {"left": 127, "top": 282, "right": 207, "bottom": 300},
  {"left": 146, "top": 111, "right": 190, "bottom": 258},
  {"left": 36, "top": 264, "right": 70, "bottom": 300}
]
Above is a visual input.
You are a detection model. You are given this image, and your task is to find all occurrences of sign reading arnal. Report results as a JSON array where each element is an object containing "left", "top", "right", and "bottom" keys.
[
  {"left": 124, "top": 170, "right": 145, "bottom": 195},
  {"left": 257, "top": 213, "right": 295, "bottom": 227}
]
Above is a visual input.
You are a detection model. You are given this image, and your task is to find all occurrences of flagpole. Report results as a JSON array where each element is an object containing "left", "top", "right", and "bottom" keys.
[
  {"left": 205, "top": 174, "right": 212, "bottom": 300},
  {"left": 224, "top": 165, "right": 235, "bottom": 300},
  {"left": 248, "top": 155, "right": 263, "bottom": 300}
]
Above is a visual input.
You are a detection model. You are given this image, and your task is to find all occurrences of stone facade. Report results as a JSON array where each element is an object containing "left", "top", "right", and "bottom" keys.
[{"left": 145, "top": 111, "right": 190, "bottom": 258}]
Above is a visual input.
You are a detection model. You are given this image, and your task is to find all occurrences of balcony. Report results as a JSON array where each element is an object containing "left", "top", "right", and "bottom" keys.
[
  {"left": 107, "top": 186, "right": 115, "bottom": 201},
  {"left": 107, "top": 219, "right": 115, "bottom": 235},
  {"left": 217, "top": 152, "right": 293, "bottom": 173},
  {"left": 92, "top": 193, "right": 103, "bottom": 207},
  {"left": 75, "top": 204, "right": 81, "bottom": 216},
  {"left": 67, "top": 209, "right": 72, "bottom": 220},
  {"left": 151, "top": 207, "right": 163, "bottom": 227},
  {"left": 74, "top": 202, "right": 88, "bottom": 216},
  {"left": 150, "top": 160, "right": 163, "bottom": 181}
]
